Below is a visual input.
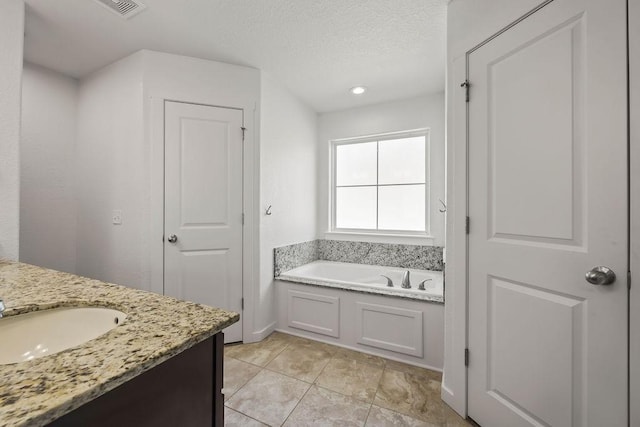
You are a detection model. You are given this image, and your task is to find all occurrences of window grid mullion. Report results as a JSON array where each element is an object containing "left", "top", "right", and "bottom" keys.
[
  {"left": 376, "top": 140, "right": 379, "bottom": 230},
  {"left": 332, "top": 130, "right": 429, "bottom": 233},
  {"left": 336, "top": 182, "right": 426, "bottom": 188}
]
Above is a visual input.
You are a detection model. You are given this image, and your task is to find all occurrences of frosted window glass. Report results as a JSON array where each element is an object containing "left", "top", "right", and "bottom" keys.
[
  {"left": 378, "top": 137, "right": 426, "bottom": 185},
  {"left": 336, "top": 186, "right": 377, "bottom": 229},
  {"left": 378, "top": 185, "right": 426, "bottom": 231},
  {"left": 336, "top": 142, "right": 377, "bottom": 186}
]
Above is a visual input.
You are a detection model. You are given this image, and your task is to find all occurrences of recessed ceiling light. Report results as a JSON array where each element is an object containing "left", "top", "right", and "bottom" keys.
[{"left": 350, "top": 86, "right": 367, "bottom": 95}]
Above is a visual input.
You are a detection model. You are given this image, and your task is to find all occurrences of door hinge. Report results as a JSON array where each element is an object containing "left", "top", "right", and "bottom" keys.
[
  {"left": 241, "top": 298, "right": 244, "bottom": 310},
  {"left": 242, "top": 213, "right": 245, "bottom": 225},
  {"left": 466, "top": 216, "right": 470, "bottom": 234},
  {"left": 461, "top": 80, "right": 470, "bottom": 102},
  {"left": 465, "top": 348, "right": 469, "bottom": 366},
  {"left": 241, "top": 127, "right": 246, "bottom": 141}
]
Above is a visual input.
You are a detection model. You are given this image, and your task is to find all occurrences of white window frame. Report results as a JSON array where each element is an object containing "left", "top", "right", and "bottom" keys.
[{"left": 327, "top": 128, "right": 433, "bottom": 245}]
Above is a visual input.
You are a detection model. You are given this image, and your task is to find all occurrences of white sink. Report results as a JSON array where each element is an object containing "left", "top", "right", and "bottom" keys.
[{"left": 0, "top": 307, "right": 127, "bottom": 365}]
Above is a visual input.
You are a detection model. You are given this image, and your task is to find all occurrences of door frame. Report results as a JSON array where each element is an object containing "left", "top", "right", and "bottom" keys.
[
  {"left": 443, "top": 0, "right": 633, "bottom": 421},
  {"left": 629, "top": 0, "right": 639, "bottom": 424},
  {"left": 148, "top": 95, "right": 259, "bottom": 345}
]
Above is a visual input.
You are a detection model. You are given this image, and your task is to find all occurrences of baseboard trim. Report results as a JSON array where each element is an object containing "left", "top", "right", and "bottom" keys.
[
  {"left": 247, "top": 321, "right": 276, "bottom": 343},
  {"left": 441, "top": 381, "right": 466, "bottom": 418}
]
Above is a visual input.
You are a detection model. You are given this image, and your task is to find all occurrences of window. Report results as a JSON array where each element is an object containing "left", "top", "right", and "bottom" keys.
[{"left": 330, "top": 129, "right": 429, "bottom": 235}]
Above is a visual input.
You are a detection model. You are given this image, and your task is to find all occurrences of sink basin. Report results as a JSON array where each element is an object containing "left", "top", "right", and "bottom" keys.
[{"left": 0, "top": 307, "right": 127, "bottom": 365}]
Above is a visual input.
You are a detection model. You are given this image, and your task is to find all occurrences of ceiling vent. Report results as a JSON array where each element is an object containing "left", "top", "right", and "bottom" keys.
[{"left": 94, "top": 0, "right": 147, "bottom": 19}]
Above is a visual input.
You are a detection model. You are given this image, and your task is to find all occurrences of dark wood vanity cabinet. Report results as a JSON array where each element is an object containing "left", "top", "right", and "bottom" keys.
[{"left": 50, "top": 333, "right": 224, "bottom": 427}]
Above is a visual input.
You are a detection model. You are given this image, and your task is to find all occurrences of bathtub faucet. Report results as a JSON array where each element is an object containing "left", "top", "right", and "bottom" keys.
[
  {"left": 418, "top": 279, "right": 432, "bottom": 291},
  {"left": 381, "top": 275, "right": 394, "bottom": 287},
  {"left": 401, "top": 271, "right": 411, "bottom": 289}
]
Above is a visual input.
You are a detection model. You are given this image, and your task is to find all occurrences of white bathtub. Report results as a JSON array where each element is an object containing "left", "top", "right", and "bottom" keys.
[
  {"left": 275, "top": 261, "right": 445, "bottom": 370},
  {"left": 277, "top": 261, "right": 443, "bottom": 303}
]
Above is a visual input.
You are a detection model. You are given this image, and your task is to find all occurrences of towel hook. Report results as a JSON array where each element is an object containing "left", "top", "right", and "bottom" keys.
[{"left": 265, "top": 205, "right": 272, "bottom": 216}]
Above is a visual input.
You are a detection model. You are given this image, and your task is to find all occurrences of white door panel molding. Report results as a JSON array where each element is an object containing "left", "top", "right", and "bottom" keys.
[{"left": 466, "top": 0, "right": 628, "bottom": 425}]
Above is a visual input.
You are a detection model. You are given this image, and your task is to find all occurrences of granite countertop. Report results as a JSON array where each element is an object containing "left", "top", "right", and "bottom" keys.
[{"left": 0, "top": 261, "right": 239, "bottom": 427}]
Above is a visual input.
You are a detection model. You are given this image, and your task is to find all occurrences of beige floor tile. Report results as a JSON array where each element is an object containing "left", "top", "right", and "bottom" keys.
[
  {"left": 289, "top": 335, "right": 341, "bottom": 355},
  {"left": 224, "top": 332, "right": 291, "bottom": 367},
  {"left": 315, "top": 357, "right": 383, "bottom": 403},
  {"left": 443, "top": 404, "right": 475, "bottom": 426},
  {"left": 224, "top": 334, "right": 458, "bottom": 427},
  {"left": 374, "top": 369, "right": 445, "bottom": 424},
  {"left": 266, "top": 342, "right": 333, "bottom": 382},
  {"left": 365, "top": 405, "right": 439, "bottom": 427},
  {"left": 272, "top": 331, "right": 307, "bottom": 344},
  {"left": 332, "top": 347, "right": 387, "bottom": 368},
  {"left": 384, "top": 359, "right": 443, "bottom": 382},
  {"left": 225, "top": 407, "right": 268, "bottom": 426},
  {"left": 223, "top": 357, "right": 262, "bottom": 399},
  {"left": 226, "top": 369, "right": 310, "bottom": 426},
  {"left": 283, "top": 385, "right": 370, "bottom": 427}
]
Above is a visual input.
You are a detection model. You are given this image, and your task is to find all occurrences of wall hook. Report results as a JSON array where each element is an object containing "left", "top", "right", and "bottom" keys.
[
  {"left": 265, "top": 205, "right": 272, "bottom": 215},
  {"left": 438, "top": 199, "right": 447, "bottom": 213}
]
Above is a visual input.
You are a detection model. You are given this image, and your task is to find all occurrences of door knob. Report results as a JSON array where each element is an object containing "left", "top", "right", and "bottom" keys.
[
  {"left": 585, "top": 266, "right": 616, "bottom": 286},
  {"left": 167, "top": 234, "right": 178, "bottom": 244}
]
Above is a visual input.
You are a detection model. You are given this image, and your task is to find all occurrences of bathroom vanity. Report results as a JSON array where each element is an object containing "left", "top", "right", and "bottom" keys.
[{"left": 0, "top": 261, "right": 238, "bottom": 427}]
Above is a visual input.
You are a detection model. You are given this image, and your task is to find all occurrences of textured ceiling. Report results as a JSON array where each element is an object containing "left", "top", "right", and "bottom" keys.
[{"left": 23, "top": 0, "right": 446, "bottom": 112}]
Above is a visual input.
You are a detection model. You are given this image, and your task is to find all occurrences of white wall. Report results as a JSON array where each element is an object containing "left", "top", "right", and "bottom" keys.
[
  {"left": 259, "top": 72, "right": 318, "bottom": 336},
  {"left": 447, "top": 0, "right": 544, "bottom": 60},
  {"left": 23, "top": 48, "right": 283, "bottom": 343},
  {"left": 317, "top": 94, "right": 446, "bottom": 246},
  {"left": 443, "top": 0, "right": 553, "bottom": 416},
  {"left": 0, "top": 0, "right": 24, "bottom": 261},
  {"left": 140, "top": 50, "right": 262, "bottom": 341},
  {"left": 75, "top": 50, "right": 262, "bottom": 299},
  {"left": 20, "top": 63, "right": 78, "bottom": 273},
  {"left": 75, "top": 52, "right": 145, "bottom": 287}
]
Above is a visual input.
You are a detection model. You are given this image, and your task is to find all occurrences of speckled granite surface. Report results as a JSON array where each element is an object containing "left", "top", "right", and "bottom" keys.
[
  {"left": 0, "top": 261, "right": 239, "bottom": 427},
  {"left": 319, "top": 240, "right": 443, "bottom": 271},
  {"left": 273, "top": 240, "right": 444, "bottom": 277},
  {"left": 273, "top": 240, "right": 319, "bottom": 277}
]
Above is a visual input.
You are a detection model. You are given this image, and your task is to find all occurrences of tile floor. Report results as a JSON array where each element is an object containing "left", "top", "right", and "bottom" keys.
[{"left": 223, "top": 332, "right": 472, "bottom": 427}]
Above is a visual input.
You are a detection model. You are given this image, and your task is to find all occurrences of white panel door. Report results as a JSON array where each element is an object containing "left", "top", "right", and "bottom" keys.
[
  {"left": 467, "top": 0, "right": 628, "bottom": 426},
  {"left": 164, "top": 101, "right": 243, "bottom": 343}
]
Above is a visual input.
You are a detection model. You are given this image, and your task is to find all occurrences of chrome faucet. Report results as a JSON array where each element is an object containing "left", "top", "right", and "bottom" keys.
[
  {"left": 381, "top": 275, "right": 394, "bottom": 287},
  {"left": 417, "top": 279, "right": 432, "bottom": 291},
  {"left": 401, "top": 271, "right": 411, "bottom": 289},
  {"left": 0, "top": 299, "right": 5, "bottom": 318}
]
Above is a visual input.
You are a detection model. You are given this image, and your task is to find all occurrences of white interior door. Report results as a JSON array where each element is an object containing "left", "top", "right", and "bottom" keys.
[
  {"left": 164, "top": 101, "right": 244, "bottom": 343},
  {"left": 467, "top": 0, "right": 628, "bottom": 426}
]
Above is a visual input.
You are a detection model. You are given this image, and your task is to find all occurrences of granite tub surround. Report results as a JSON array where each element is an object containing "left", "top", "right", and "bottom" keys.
[
  {"left": 318, "top": 240, "right": 443, "bottom": 271},
  {"left": 0, "top": 261, "right": 239, "bottom": 427},
  {"left": 273, "top": 239, "right": 318, "bottom": 277},
  {"left": 273, "top": 239, "right": 444, "bottom": 276}
]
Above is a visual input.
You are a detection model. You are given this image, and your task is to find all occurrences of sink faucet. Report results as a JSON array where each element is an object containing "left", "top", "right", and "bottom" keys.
[
  {"left": 401, "top": 271, "right": 411, "bottom": 289},
  {"left": 0, "top": 299, "right": 5, "bottom": 318}
]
